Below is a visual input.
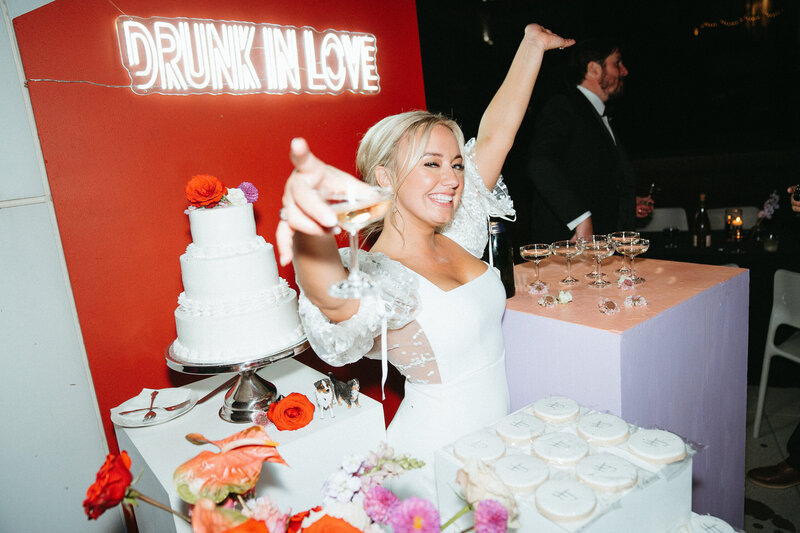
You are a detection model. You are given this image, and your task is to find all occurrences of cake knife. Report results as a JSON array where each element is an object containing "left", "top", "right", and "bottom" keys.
[{"left": 196, "top": 375, "right": 238, "bottom": 405}]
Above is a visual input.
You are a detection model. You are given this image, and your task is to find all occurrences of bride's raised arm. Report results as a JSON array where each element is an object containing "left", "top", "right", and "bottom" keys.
[{"left": 473, "top": 23, "right": 574, "bottom": 191}]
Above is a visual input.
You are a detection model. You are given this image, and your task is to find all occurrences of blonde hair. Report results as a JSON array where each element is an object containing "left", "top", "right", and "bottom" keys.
[{"left": 357, "top": 111, "right": 465, "bottom": 242}]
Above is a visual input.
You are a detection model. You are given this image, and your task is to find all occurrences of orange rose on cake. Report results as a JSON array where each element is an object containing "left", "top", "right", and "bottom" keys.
[
  {"left": 267, "top": 393, "right": 315, "bottom": 431},
  {"left": 186, "top": 174, "right": 228, "bottom": 208}
]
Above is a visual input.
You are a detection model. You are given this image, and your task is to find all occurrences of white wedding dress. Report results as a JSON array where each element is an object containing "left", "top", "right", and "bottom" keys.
[{"left": 297, "top": 139, "right": 515, "bottom": 501}]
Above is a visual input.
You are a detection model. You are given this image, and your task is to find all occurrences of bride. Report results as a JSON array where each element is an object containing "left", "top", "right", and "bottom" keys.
[{"left": 276, "top": 24, "right": 573, "bottom": 500}]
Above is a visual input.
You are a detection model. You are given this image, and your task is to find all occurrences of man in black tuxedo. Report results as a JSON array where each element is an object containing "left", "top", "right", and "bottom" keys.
[{"left": 524, "top": 39, "right": 652, "bottom": 242}]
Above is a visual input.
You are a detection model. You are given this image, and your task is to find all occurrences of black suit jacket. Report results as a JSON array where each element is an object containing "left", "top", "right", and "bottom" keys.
[{"left": 525, "top": 87, "right": 636, "bottom": 242}]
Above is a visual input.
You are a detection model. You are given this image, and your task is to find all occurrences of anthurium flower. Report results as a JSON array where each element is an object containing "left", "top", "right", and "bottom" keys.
[
  {"left": 191, "top": 498, "right": 251, "bottom": 533},
  {"left": 174, "top": 426, "right": 286, "bottom": 504}
]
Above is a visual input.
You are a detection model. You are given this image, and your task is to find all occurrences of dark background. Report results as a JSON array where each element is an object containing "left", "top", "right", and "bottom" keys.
[
  {"left": 416, "top": 0, "right": 800, "bottom": 224},
  {"left": 416, "top": 0, "right": 800, "bottom": 386}
]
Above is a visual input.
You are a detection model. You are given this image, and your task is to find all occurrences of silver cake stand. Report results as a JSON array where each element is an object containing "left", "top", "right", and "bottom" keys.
[{"left": 166, "top": 338, "right": 309, "bottom": 423}]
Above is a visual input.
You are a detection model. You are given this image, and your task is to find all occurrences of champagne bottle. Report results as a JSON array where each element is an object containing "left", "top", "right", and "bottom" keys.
[
  {"left": 693, "top": 193, "right": 712, "bottom": 248},
  {"left": 485, "top": 218, "right": 516, "bottom": 298}
]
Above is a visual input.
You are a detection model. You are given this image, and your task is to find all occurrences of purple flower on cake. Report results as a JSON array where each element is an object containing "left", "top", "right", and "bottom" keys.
[
  {"left": 238, "top": 181, "right": 259, "bottom": 203},
  {"left": 388, "top": 496, "right": 440, "bottom": 533},
  {"left": 474, "top": 499, "right": 509, "bottom": 533},
  {"left": 363, "top": 486, "right": 399, "bottom": 524},
  {"left": 598, "top": 298, "right": 620, "bottom": 315}
]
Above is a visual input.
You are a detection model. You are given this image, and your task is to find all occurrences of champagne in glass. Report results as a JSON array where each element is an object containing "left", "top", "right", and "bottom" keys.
[
  {"left": 551, "top": 240, "right": 584, "bottom": 285},
  {"left": 323, "top": 186, "right": 392, "bottom": 298},
  {"left": 520, "top": 244, "right": 552, "bottom": 292},
  {"left": 609, "top": 231, "right": 640, "bottom": 276},
  {"left": 612, "top": 238, "right": 650, "bottom": 284},
  {"left": 582, "top": 235, "right": 614, "bottom": 288}
]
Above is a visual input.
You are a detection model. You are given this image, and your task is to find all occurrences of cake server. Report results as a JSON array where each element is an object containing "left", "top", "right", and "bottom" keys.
[{"left": 196, "top": 375, "right": 238, "bottom": 405}]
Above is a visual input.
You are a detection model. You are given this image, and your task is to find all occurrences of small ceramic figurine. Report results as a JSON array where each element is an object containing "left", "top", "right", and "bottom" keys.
[
  {"left": 313, "top": 378, "right": 335, "bottom": 419},
  {"left": 328, "top": 372, "right": 361, "bottom": 409}
]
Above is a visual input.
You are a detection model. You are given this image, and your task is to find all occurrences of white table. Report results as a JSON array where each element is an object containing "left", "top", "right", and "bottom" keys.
[
  {"left": 502, "top": 257, "right": 749, "bottom": 528},
  {"left": 115, "top": 358, "right": 386, "bottom": 533}
]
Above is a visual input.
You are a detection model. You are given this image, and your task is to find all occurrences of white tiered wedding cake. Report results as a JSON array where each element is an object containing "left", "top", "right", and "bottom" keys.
[{"left": 171, "top": 176, "right": 304, "bottom": 364}]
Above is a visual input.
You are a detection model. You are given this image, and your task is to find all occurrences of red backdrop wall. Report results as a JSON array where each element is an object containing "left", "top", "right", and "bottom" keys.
[{"left": 14, "top": 0, "right": 424, "bottom": 451}]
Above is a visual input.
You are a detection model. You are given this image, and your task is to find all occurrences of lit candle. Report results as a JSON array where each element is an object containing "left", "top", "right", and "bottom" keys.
[{"left": 732, "top": 216, "right": 743, "bottom": 227}]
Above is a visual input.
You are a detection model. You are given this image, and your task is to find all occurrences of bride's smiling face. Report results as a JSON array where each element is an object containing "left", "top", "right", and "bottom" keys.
[{"left": 394, "top": 125, "right": 465, "bottom": 228}]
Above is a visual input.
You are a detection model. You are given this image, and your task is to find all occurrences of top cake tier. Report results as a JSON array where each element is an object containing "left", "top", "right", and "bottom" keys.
[{"left": 188, "top": 203, "right": 257, "bottom": 249}]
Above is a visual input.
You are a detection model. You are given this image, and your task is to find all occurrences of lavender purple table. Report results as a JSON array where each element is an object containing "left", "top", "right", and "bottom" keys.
[{"left": 502, "top": 256, "right": 749, "bottom": 528}]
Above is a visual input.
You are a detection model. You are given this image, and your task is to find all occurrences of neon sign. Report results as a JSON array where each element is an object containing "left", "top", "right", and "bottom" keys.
[{"left": 116, "top": 16, "right": 380, "bottom": 96}]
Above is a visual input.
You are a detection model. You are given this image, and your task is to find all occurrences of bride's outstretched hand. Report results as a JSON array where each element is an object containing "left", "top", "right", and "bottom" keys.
[
  {"left": 524, "top": 23, "right": 575, "bottom": 52},
  {"left": 276, "top": 138, "right": 371, "bottom": 266}
]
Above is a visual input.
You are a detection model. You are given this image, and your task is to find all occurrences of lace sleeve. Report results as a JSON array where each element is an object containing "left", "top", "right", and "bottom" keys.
[
  {"left": 440, "top": 137, "right": 516, "bottom": 257},
  {"left": 297, "top": 250, "right": 420, "bottom": 367}
]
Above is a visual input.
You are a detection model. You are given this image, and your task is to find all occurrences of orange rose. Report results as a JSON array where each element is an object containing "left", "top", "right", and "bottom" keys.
[
  {"left": 267, "top": 393, "right": 315, "bottom": 431},
  {"left": 301, "top": 515, "right": 361, "bottom": 533},
  {"left": 186, "top": 174, "right": 228, "bottom": 208},
  {"left": 83, "top": 451, "right": 134, "bottom": 519}
]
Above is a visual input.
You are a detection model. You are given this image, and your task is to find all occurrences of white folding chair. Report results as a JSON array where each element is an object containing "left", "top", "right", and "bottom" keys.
[
  {"left": 752, "top": 269, "right": 800, "bottom": 437},
  {"left": 638, "top": 207, "right": 689, "bottom": 232}
]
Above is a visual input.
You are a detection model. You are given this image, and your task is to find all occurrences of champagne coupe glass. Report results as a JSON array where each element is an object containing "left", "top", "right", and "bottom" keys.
[
  {"left": 582, "top": 235, "right": 615, "bottom": 288},
  {"left": 550, "top": 240, "right": 584, "bottom": 285},
  {"left": 322, "top": 185, "right": 392, "bottom": 298},
  {"left": 612, "top": 238, "right": 650, "bottom": 284},
  {"left": 520, "top": 244, "right": 552, "bottom": 291},
  {"left": 609, "top": 231, "right": 640, "bottom": 276}
]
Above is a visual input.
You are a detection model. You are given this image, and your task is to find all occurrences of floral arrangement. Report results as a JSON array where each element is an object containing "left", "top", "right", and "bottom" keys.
[
  {"left": 624, "top": 295, "right": 647, "bottom": 308},
  {"left": 83, "top": 428, "right": 516, "bottom": 532},
  {"left": 752, "top": 190, "right": 780, "bottom": 235},
  {"left": 598, "top": 298, "right": 620, "bottom": 315},
  {"left": 527, "top": 280, "right": 548, "bottom": 295},
  {"left": 185, "top": 174, "right": 259, "bottom": 209},
  {"left": 617, "top": 275, "right": 635, "bottom": 290},
  {"left": 537, "top": 290, "right": 572, "bottom": 308}
]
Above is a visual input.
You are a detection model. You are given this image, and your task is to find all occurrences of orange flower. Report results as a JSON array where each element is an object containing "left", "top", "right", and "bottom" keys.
[
  {"left": 267, "top": 393, "right": 315, "bottom": 431},
  {"left": 301, "top": 515, "right": 362, "bottom": 533},
  {"left": 287, "top": 506, "right": 321, "bottom": 533},
  {"left": 186, "top": 174, "right": 227, "bottom": 207},
  {"left": 83, "top": 451, "right": 134, "bottom": 519}
]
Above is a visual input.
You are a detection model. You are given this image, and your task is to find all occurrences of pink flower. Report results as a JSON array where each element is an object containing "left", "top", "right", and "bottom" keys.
[
  {"left": 388, "top": 497, "right": 440, "bottom": 533},
  {"left": 247, "top": 495, "right": 290, "bottom": 532},
  {"left": 237, "top": 181, "right": 259, "bottom": 203},
  {"left": 474, "top": 499, "right": 508, "bottom": 533},
  {"left": 363, "top": 486, "right": 399, "bottom": 524}
]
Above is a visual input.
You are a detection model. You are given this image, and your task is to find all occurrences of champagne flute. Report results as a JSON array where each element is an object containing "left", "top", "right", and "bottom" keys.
[
  {"left": 612, "top": 238, "right": 650, "bottom": 284},
  {"left": 551, "top": 240, "right": 584, "bottom": 285},
  {"left": 322, "top": 185, "right": 392, "bottom": 298},
  {"left": 520, "top": 244, "right": 552, "bottom": 292},
  {"left": 581, "top": 235, "right": 614, "bottom": 288},
  {"left": 609, "top": 231, "right": 640, "bottom": 276}
]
